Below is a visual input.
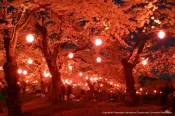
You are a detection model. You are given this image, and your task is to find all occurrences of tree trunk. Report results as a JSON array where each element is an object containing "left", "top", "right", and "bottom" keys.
[
  {"left": 3, "top": 30, "right": 22, "bottom": 116},
  {"left": 50, "top": 69, "right": 61, "bottom": 103},
  {"left": 121, "top": 59, "right": 136, "bottom": 106},
  {"left": 3, "top": 61, "right": 22, "bottom": 116}
]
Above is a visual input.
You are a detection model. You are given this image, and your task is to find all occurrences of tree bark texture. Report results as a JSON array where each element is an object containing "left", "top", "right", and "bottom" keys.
[
  {"left": 36, "top": 22, "right": 62, "bottom": 103},
  {"left": 121, "top": 59, "right": 136, "bottom": 105},
  {"left": 3, "top": 33, "right": 22, "bottom": 116}
]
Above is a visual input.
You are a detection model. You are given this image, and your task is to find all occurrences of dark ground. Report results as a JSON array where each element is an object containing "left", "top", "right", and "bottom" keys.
[{"left": 0, "top": 94, "right": 174, "bottom": 116}]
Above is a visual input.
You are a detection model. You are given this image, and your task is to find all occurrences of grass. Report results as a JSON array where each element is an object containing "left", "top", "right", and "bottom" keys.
[{"left": 0, "top": 94, "right": 174, "bottom": 116}]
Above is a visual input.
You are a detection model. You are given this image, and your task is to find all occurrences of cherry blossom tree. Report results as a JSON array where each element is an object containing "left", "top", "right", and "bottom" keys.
[{"left": 0, "top": 1, "right": 49, "bottom": 115}]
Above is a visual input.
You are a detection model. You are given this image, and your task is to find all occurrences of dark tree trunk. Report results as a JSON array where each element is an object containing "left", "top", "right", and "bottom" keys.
[
  {"left": 35, "top": 22, "right": 62, "bottom": 104},
  {"left": 3, "top": 30, "right": 22, "bottom": 116},
  {"left": 3, "top": 61, "right": 22, "bottom": 116},
  {"left": 121, "top": 59, "right": 136, "bottom": 105},
  {"left": 49, "top": 68, "right": 61, "bottom": 103}
]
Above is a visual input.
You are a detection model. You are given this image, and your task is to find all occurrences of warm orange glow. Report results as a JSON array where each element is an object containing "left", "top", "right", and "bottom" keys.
[
  {"left": 96, "top": 57, "right": 101, "bottom": 62},
  {"left": 94, "top": 77, "right": 98, "bottom": 81},
  {"left": 68, "top": 66, "right": 72, "bottom": 70},
  {"left": 44, "top": 71, "right": 50, "bottom": 77},
  {"left": 68, "top": 53, "right": 74, "bottom": 58},
  {"left": 142, "top": 59, "right": 147, "bottom": 65},
  {"left": 23, "top": 70, "right": 27, "bottom": 75},
  {"left": 85, "top": 76, "right": 88, "bottom": 80},
  {"left": 26, "top": 80, "right": 28, "bottom": 83},
  {"left": 110, "top": 82, "right": 113, "bottom": 85},
  {"left": 26, "top": 34, "right": 34, "bottom": 43},
  {"left": 95, "top": 38, "right": 102, "bottom": 46},
  {"left": 18, "top": 69, "right": 22, "bottom": 74},
  {"left": 140, "top": 88, "right": 143, "bottom": 91},
  {"left": 151, "top": 16, "right": 154, "bottom": 20},
  {"left": 79, "top": 72, "right": 82, "bottom": 76},
  {"left": 158, "top": 30, "right": 165, "bottom": 39},
  {"left": 100, "top": 84, "right": 103, "bottom": 87},
  {"left": 27, "top": 59, "right": 33, "bottom": 64},
  {"left": 154, "top": 90, "right": 157, "bottom": 93}
]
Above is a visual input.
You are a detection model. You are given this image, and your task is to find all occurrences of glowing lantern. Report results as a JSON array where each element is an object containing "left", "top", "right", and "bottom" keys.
[
  {"left": 18, "top": 69, "right": 22, "bottom": 74},
  {"left": 158, "top": 30, "right": 165, "bottom": 39},
  {"left": 68, "top": 53, "right": 73, "bottom": 58},
  {"left": 110, "top": 82, "right": 113, "bottom": 85},
  {"left": 68, "top": 66, "right": 72, "bottom": 70},
  {"left": 140, "top": 88, "right": 143, "bottom": 91},
  {"left": 94, "top": 77, "right": 98, "bottom": 81},
  {"left": 142, "top": 59, "right": 147, "bottom": 65},
  {"left": 26, "top": 34, "right": 34, "bottom": 43},
  {"left": 100, "top": 84, "right": 103, "bottom": 87},
  {"left": 95, "top": 38, "right": 102, "bottom": 46},
  {"left": 27, "top": 59, "right": 33, "bottom": 64},
  {"left": 154, "top": 90, "right": 157, "bottom": 93},
  {"left": 44, "top": 71, "right": 50, "bottom": 77},
  {"left": 23, "top": 70, "right": 27, "bottom": 75},
  {"left": 96, "top": 57, "right": 101, "bottom": 62},
  {"left": 146, "top": 92, "right": 148, "bottom": 94},
  {"left": 79, "top": 72, "right": 82, "bottom": 76},
  {"left": 26, "top": 80, "right": 28, "bottom": 83},
  {"left": 85, "top": 76, "right": 88, "bottom": 80}
]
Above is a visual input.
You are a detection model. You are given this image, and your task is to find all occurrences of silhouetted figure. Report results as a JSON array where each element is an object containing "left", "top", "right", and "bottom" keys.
[
  {"left": 60, "top": 84, "right": 66, "bottom": 101},
  {"left": 171, "top": 91, "right": 175, "bottom": 113},
  {"left": 161, "top": 85, "right": 174, "bottom": 105},
  {"left": 66, "top": 85, "right": 72, "bottom": 101},
  {"left": 86, "top": 90, "right": 93, "bottom": 101}
]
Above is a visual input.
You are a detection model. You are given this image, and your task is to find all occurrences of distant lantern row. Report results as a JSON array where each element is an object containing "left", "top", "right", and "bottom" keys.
[
  {"left": 68, "top": 52, "right": 102, "bottom": 63},
  {"left": 18, "top": 69, "right": 27, "bottom": 75}
]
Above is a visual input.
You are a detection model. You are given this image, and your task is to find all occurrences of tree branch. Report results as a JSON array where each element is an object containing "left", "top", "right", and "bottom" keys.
[
  {"left": 19, "top": 4, "right": 50, "bottom": 29},
  {"left": 11, "top": 4, "right": 50, "bottom": 56}
]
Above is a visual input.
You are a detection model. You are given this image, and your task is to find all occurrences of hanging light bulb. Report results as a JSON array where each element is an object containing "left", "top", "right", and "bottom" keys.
[
  {"left": 96, "top": 57, "right": 101, "bottom": 63},
  {"left": 142, "top": 59, "right": 148, "bottom": 65},
  {"left": 79, "top": 72, "right": 82, "bottom": 76},
  {"left": 26, "top": 34, "right": 34, "bottom": 43},
  {"left": 23, "top": 70, "right": 27, "bottom": 75},
  {"left": 18, "top": 69, "right": 22, "bottom": 74},
  {"left": 95, "top": 38, "right": 102, "bottom": 46},
  {"left": 27, "top": 59, "right": 33, "bottom": 64},
  {"left": 158, "top": 30, "right": 165, "bottom": 39},
  {"left": 68, "top": 53, "right": 74, "bottom": 58}
]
